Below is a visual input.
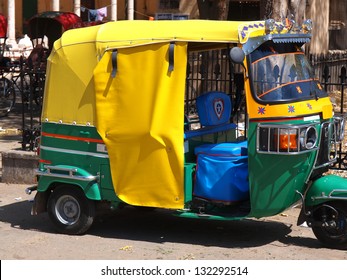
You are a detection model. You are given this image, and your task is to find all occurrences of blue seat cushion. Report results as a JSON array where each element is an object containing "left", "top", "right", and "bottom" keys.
[
  {"left": 197, "top": 91, "right": 232, "bottom": 126},
  {"left": 184, "top": 91, "right": 234, "bottom": 139}
]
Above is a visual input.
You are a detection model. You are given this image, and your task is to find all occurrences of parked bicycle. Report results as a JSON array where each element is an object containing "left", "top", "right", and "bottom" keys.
[
  {"left": 0, "top": 57, "right": 15, "bottom": 117},
  {"left": 0, "top": 56, "right": 45, "bottom": 117}
]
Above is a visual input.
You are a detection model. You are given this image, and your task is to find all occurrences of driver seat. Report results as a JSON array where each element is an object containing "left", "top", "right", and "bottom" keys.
[{"left": 184, "top": 91, "right": 236, "bottom": 139}]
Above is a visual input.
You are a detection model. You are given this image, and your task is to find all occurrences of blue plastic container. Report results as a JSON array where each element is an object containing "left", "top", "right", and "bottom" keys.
[{"left": 194, "top": 142, "right": 249, "bottom": 202}]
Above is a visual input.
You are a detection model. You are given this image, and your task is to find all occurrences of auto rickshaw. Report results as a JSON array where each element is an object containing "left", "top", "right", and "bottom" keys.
[
  {"left": 25, "top": 11, "right": 84, "bottom": 103},
  {"left": 25, "top": 11, "right": 105, "bottom": 98},
  {"left": 26, "top": 18, "right": 347, "bottom": 249},
  {"left": 28, "top": 11, "right": 82, "bottom": 50}
]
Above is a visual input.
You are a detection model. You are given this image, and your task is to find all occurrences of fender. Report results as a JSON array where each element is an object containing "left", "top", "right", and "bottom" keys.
[
  {"left": 305, "top": 174, "right": 347, "bottom": 207},
  {"left": 36, "top": 165, "right": 102, "bottom": 200}
]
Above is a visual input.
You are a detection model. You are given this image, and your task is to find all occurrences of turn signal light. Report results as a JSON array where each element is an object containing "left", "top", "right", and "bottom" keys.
[{"left": 275, "top": 129, "right": 298, "bottom": 151}]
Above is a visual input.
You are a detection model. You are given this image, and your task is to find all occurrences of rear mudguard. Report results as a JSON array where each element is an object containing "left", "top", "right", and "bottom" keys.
[
  {"left": 297, "top": 174, "right": 347, "bottom": 225},
  {"left": 31, "top": 165, "right": 102, "bottom": 215},
  {"left": 37, "top": 165, "right": 102, "bottom": 201}
]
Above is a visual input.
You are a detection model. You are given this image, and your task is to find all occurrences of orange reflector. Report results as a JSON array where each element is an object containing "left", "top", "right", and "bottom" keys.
[{"left": 278, "top": 133, "right": 297, "bottom": 150}]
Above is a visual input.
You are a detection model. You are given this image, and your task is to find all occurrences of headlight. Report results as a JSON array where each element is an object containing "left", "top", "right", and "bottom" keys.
[
  {"left": 300, "top": 126, "right": 317, "bottom": 150},
  {"left": 258, "top": 123, "right": 319, "bottom": 154}
]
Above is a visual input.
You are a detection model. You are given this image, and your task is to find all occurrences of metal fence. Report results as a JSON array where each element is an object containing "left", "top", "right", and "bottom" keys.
[
  {"left": 0, "top": 53, "right": 44, "bottom": 151},
  {"left": 7, "top": 47, "right": 347, "bottom": 171},
  {"left": 185, "top": 49, "right": 233, "bottom": 116},
  {"left": 310, "top": 51, "right": 347, "bottom": 170}
]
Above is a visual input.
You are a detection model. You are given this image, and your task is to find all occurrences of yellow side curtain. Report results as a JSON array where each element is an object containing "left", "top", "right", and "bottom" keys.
[
  {"left": 42, "top": 26, "right": 100, "bottom": 125},
  {"left": 94, "top": 42, "right": 187, "bottom": 209}
]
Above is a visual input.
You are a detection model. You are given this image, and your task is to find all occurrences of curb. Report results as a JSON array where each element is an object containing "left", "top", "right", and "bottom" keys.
[
  {"left": 1, "top": 150, "right": 38, "bottom": 184},
  {"left": 0, "top": 128, "right": 21, "bottom": 136}
]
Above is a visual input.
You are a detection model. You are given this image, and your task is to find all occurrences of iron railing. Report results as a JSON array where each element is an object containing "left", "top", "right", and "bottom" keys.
[{"left": 310, "top": 51, "right": 347, "bottom": 170}]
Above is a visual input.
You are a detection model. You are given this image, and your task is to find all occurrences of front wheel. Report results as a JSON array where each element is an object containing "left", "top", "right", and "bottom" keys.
[
  {"left": 311, "top": 201, "right": 347, "bottom": 249},
  {"left": 47, "top": 186, "right": 96, "bottom": 235}
]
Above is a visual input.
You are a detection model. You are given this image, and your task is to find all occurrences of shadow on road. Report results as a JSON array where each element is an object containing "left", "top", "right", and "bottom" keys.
[
  {"left": 0, "top": 99, "right": 41, "bottom": 131},
  {"left": 0, "top": 199, "right": 321, "bottom": 249},
  {"left": 0, "top": 199, "right": 52, "bottom": 233}
]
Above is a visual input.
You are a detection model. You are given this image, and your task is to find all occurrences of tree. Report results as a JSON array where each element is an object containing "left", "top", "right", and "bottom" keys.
[
  {"left": 308, "top": 0, "right": 330, "bottom": 54},
  {"left": 261, "top": 0, "right": 330, "bottom": 54},
  {"left": 197, "top": 0, "right": 229, "bottom": 20},
  {"left": 261, "top": 0, "right": 306, "bottom": 24}
]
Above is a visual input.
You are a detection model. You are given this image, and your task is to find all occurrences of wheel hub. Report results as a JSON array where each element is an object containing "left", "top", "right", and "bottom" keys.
[
  {"left": 63, "top": 201, "right": 79, "bottom": 218},
  {"left": 55, "top": 195, "right": 81, "bottom": 225}
]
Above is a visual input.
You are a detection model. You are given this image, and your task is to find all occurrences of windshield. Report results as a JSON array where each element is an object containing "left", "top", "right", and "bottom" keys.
[{"left": 249, "top": 42, "right": 327, "bottom": 103}]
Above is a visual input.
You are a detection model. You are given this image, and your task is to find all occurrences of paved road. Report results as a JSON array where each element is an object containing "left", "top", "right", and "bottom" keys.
[{"left": 1, "top": 180, "right": 347, "bottom": 260}]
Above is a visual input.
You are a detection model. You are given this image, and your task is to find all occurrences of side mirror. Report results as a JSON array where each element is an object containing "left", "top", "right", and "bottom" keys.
[
  {"left": 229, "top": 47, "right": 247, "bottom": 77},
  {"left": 229, "top": 47, "right": 245, "bottom": 65}
]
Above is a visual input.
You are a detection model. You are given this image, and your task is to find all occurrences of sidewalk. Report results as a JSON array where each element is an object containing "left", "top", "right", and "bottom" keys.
[
  {"left": 0, "top": 100, "right": 24, "bottom": 158},
  {"left": 0, "top": 101, "right": 39, "bottom": 184}
]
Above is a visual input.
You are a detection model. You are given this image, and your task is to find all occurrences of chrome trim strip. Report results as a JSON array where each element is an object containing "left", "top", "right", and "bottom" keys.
[
  {"left": 40, "top": 145, "right": 109, "bottom": 158},
  {"left": 313, "top": 121, "right": 338, "bottom": 170},
  {"left": 46, "top": 165, "right": 78, "bottom": 175},
  {"left": 36, "top": 169, "right": 98, "bottom": 182},
  {"left": 311, "top": 189, "right": 347, "bottom": 201}
]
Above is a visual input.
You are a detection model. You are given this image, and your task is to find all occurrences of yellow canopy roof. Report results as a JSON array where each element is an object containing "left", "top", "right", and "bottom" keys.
[
  {"left": 43, "top": 19, "right": 269, "bottom": 125},
  {"left": 94, "top": 20, "right": 265, "bottom": 52}
]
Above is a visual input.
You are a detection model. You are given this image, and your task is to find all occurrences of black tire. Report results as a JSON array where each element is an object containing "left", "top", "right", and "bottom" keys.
[
  {"left": 47, "top": 186, "right": 96, "bottom": 235},
  {"left": 0, "top": 77, "right": 16, "bottom": 117},
  {"left": 312, "top": 201, "right": 347, "bottom": 249}
]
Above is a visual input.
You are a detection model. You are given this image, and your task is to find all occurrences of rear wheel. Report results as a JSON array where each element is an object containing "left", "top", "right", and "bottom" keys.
[
  {"left": 0, "top": 77, "right": 15, "bottom": 117},
  {"left": 312, "top": 201, "right": 347, "bottom": 249},
  {"left": 47, "top": 186, "right": 95, "bottom": 235}
]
